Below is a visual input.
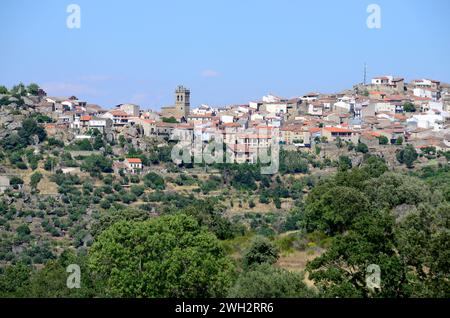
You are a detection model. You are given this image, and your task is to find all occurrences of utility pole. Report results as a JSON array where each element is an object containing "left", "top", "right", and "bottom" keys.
[{"left": 363, "top": 63, "right": 367, "bottom": 85}]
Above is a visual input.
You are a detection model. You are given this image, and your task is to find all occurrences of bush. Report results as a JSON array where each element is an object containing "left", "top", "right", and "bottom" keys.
[
  {"left": 378, "top": 136, "right": 389, "bottom": 145},
  {"left": 81, "top": 155, "right": 113, "bottom": 177},
  {"left": 243, "top": 236, "right": 279, "bottom": 269},
  {"left": 30, "top": 172, "right": 43, "bottom": 189},
  {"left": 356, "top": 142, "right": 369, "bottom": 154},
  {"left": 228, "top": 263, "right": 315, "bottom": 298},
  {"left": 130, "top": 185, "right": 145, "bottom": 197},
  {"left": 143, "top": 172, "right": 165, "bottom": 190}
]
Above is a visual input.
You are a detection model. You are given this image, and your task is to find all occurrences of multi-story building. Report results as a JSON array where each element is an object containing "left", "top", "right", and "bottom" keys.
[
  {"left": 118, "top": 103, "right": 140, "bottom": 117},
  {"left": 321, "top": 126, "right": 359, "bottom": 143},
  {"left": 101, "top": 110, "right": 129, "bottom": 126}
]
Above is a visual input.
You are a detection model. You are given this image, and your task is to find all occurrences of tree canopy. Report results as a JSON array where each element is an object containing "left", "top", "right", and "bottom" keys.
[{"left": 88, "top": 214, "right": 235, "bottom": 297}]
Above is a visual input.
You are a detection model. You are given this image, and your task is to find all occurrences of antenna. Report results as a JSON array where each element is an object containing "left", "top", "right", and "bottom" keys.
[{"left": 363, "top": 63, "right": 367, "bottom": 85}]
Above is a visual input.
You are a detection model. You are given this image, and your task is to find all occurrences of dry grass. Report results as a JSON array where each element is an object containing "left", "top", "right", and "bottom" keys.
[{"left": 276, "top": 249, "right": 323, "bottom": 287}]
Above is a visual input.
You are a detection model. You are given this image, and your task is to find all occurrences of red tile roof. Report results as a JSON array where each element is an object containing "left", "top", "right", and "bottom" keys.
[
  {"left": 110, "top": 110, "right": 129, "bottom": 117},
  {"left": 323, "top": 127, "right": 353, "bottom": 133},
  {"left": 309, "top": 127, "right": 321, "bottom": 133},
  {"left": 126, "top": 158, "right": 142, "bottom": 164}
]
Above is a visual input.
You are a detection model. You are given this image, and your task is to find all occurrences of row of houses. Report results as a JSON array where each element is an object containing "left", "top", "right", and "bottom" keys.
[{"left": 41, "top": 77, "right": 450, "bottom": 173}]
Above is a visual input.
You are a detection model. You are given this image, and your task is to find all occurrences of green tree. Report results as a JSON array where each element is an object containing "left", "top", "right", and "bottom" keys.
[
  {"left": 396, "top": 136, "right": 404, "bottom": 145},
  {"left": 0, "top": 133, "right": 26, "bottom": 151},
  {"left": 16, "top": 224, "right": 31, "bottom": 237},
  {"left": 26, "top": 83, "right": 40, "bottom": 95},
  {"left": 362, "top": 172, "right": 427, "bottom": 210},
  {"left": 73, "top": 139, "right": 93, "bottom": 151},
  {"left": 9, "top": 176, "right": 24, "bottom": 189},
  {"left": 0, "top": 85, "right": 8, "bottom": 94},
  {"left": 307, "top": 210, "right": 409, "bottom": 298},
  {"left": 19, "top": 118, "right": 47, "bottom": 144},
  {"left": 338, "top": 155, "right": 352, "bottom": 172},
  {"left": 30, "top": 172, "right": 43, "bottom": 189},
  {"left": 360, "top": 155, "right": 388, "bottom": 178},
  {"left": 403, "top": 102, "right": 416, "bottom": 113},
  {"left": 378, "top": 135, "right": 389, "bottom": 145},
  {"left": 336, "top": 137, "right": 344, "bottom": 148},
  {"left": 47, "top": 138, "right": 64, "bottom": 148},
  {"left": 81, "top": 155, "right": 113, "bottom": 177},
  {"left": 11, "top": 82, "right": 26, "bottom": 96},
  {"left": 26, "top": 250, "right": 97, "bottom": 297},
  {"left": 162, "top": 116, "right": 178, "bottom": 123},
  {"left": 356, "top": 142, "right": 369, "bottom": 154},
  {"left": 396, "top": 203, "right": 450, "bottom": 297},
  {"left": 91, "top": 208, "right": 151, "bottom": 236},
  {"left": 44, "top": 157, "right": 57, "bottom": 171},
  {"left": 92, "top": 134, "right": 104, "bottom": 150},
  {"left": 88, "top": 214, "right": 235, "bottom": 297},
  {"left": 181, "top": 199, "right": 241, "bottom": 240},
  {"left": 0, "top": 262, "right": 31, "bottom": 297},
  {"left": 130, "top": 185, "right": 145, "bottom": 197},
  {"left": 243, "top": 236, "right": 279, "bottom": 269},
  {"left": 143, "top": 172, "right": 165, "bottom": 190},
  {"left": 303, "top": 186, "right": 370, "bottom": 235},
  {"left": 279, "top": 151, "right": 309, "bottom": 174},
  {"left": 396, "top": 144, "right": 418, "bottom": 168}
]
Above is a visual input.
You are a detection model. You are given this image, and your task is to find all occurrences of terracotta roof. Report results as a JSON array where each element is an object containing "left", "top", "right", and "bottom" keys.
[
  {"left": 385, "top": 95, "right": 406, "bottom": 101},
  {"left": 412, "top": 96, "right": 431, "bottom": 101},
  {"left": 110, "top": 110, "right": 129, "bottom": 117},
  {"left": 309, "top": 127, "right": 321, "bottom": 133},
  {"left": 175, "top": 124, "right": 193, "bottom": 129},
  {"left": 80, "top": 115, "right": 92, "bottom": 121},
  {"left": 126, "top": 158, "right": 142, "bottom": 164},
  {"left": 323, "top": 127, "right": 353, "bottom": 133}
]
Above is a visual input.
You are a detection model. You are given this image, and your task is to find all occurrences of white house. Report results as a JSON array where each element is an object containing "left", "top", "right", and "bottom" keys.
[
  {"left": 407, "top": 110, "right": 448, "bottom": 131},
  {"left": 264, "top": 103, "right": 287, "bottom": 114},
  {"left": 118, "top": 103, "right": 140, "bottom": 117},
  {"left": 374, "top": 102, "right": 396, "bottom": 113},
  {"left": 334, "top": 101, "right": 351, "bottom": 112},
  {"left": 101, "top": 110, "right": 129, "bottom": 126},
  {"left": 89, "top": 118, "right": 113, "bottom": 134},
  {"left": 192, "top": 104, "right": 215, "bottom": 115},
  {"left": 308, "top": 103, "right": 323, "bottom": 116},
  {"left": 413, "top": 88, "right": 439, "bottom": 102},
  {"left": 220, "top": 114, "right": 235, "bottom": 124},
  {"left": 125, "top": 158, "right": 143, "bottom": 174}
]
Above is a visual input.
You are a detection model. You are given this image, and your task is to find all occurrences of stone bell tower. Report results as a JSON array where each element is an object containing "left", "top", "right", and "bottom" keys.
[{"left": 175, "top": 85, "right": 190, "bottom": 118}]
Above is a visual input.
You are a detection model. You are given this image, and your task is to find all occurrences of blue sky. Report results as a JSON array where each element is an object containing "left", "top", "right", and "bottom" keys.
[{"left": 1, "top": 0, "right": 449, "bottom": 110}]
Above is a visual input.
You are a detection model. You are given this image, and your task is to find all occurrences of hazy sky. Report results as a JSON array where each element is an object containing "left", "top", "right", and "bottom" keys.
[{"left": 1, "top": 0, "right": 449, "bottom": 110}]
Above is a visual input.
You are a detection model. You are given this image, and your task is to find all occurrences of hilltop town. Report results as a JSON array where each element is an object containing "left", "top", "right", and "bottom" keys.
[
  {"left": 3, "top": 76, "right": 450, "bottom": 174},
  {"left": 0, "top": 77, "right": 449, "bottom": 298}
]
